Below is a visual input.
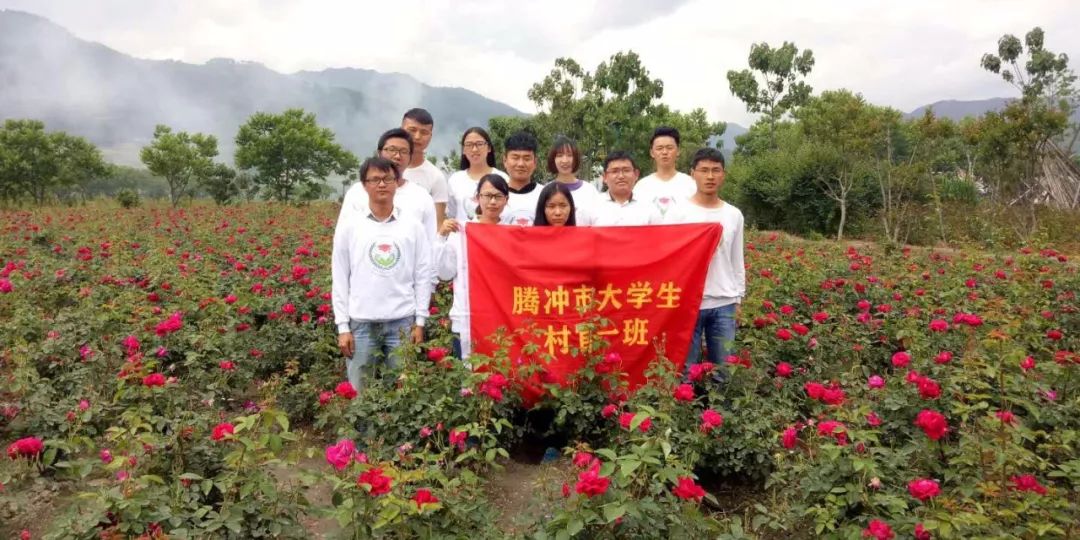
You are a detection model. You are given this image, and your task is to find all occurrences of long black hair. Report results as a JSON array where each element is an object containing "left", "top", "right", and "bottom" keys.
[
  {"left": 533, "top": 182, "right": 577, "bottom": 226},
  {"left": 474, "top": 174, "right": 510, "bottom": 218},
  {"left": 458, "top": 127, "right": 497, "bottom": 170}
]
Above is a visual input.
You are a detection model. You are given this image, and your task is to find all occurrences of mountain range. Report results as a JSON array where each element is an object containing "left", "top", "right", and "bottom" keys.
[{"left": 1, "top": 9, "right": 1059, "bottom": 168}]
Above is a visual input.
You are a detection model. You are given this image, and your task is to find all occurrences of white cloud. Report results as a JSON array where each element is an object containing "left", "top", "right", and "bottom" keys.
[{"left": 3, "top": 0, "right": 1078, "bottom": 126}]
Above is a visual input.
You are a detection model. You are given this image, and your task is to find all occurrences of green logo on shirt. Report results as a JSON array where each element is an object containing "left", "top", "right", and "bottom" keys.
[{"left": 368, "top": 239, "right": 402, "bottom": 273}]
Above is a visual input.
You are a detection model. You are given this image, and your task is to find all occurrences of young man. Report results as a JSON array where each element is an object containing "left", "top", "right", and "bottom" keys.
[
  {"left": 401, "top": 108, "right": 450, "bottom": 225},
  {"left": 592, "top": 151, "right": 662, "bottom": 226},
  {"left": 332, "top": 157, "right": 434, "bottom": 390},
  {"left": 501, "top": 131, "right": 543, "bottom": 226},
  {"left": 338, "top": 130, "right": 437, "bottom": 244},
  {"left": 633, "top": 126, "right": 697, "bottom": 219},
  {"left": 664, "top": 147, "right": 745, "bottom": 381}
]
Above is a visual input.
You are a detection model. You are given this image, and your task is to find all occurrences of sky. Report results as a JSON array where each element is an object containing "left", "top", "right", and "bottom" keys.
[{"left": 2, "top": 0, "right": 1078, "bottom": 126}]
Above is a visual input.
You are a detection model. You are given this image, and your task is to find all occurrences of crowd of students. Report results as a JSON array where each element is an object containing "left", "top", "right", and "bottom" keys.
[{"left": 331, "top": 109, "right": 745, "bottom": 391}]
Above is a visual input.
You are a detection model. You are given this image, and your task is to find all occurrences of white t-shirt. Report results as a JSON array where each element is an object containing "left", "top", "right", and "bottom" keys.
[
  {"left": 557, "top": 179, "right": 601, "bottom": 226},
  {"left": 434, "top": 224, "right": 474, "bottom": 356},
  {"left": 663, "top": 200, "right": 745, "bottom": 309},
  {"left": 591, "top": 195, "right": 663, "bottom": 226},
  {"left": 331, "top": 208, "right": 434, "bottom": 332},
  {"left": 503, "top": 182, "right": 542, "bottom": 226},
  {"left": 446, "top": 168, "right": 510, "bottom": 222},
  {"left": 339, "top": 181, "right": 437, "bottom": 247},
  {"left": 633, "top": 172, "right": 697, "bottom": 219},
  {"left": 404, "top": 160, "right": 449, "bottom": 204}
]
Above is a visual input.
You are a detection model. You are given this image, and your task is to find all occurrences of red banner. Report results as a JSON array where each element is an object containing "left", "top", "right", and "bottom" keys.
[{"left": 467, "top": 223, "right": 721, "bottom": 398}]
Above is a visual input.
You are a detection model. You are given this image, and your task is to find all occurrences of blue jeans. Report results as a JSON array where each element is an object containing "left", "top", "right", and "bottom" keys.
[
  {"left": 685, "top": 304, "right": 737, "bottom": 382},
  {"left": 347, "top": 317, "right": 412, "bottom": 390}
]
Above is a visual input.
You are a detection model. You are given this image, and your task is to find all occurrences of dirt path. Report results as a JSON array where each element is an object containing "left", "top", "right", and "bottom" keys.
[{"left": 486, "top": 458, "right": 572, "bottom": 536}]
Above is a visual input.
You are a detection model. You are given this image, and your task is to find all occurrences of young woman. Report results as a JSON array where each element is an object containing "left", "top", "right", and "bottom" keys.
[
  {"left": 436, "top": 174, "right": 510, "bottom": 359},
  {"left": 446, "top": 127, "right": 509, "bottom": 223},
  {"left": 546, "top": 136, "right": 599, "bottom": 225},
  {"left": 533, "top": 181, "right": 576, "bottom": 227}
]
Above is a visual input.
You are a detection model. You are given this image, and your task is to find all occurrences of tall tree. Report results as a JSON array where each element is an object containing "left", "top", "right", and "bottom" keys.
[
  {"left": 140, "top": 125, "right": 219, "bottom": 207},
  {"left": 0, "top": 119, "right": 107, "bottom": 204},
  {"left": 234, "top": 109, "right": 359, "bottom": 202},
  {"left": 496, "top": 51, "right": 724, "bottom": 178},
  {"left": 727, "top": 42, "right": 815, "bottom": 147}
]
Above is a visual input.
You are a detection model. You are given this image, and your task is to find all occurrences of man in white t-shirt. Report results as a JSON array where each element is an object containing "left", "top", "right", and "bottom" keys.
[
  {"left": 592, "top": 151, "right": 662, "bottom": 226},
  {"left": 663, "top": 147, "right": 745, "bottom": 383},
  {"left": 401, "top": 108, "right": 450, "bottom": 226},
  {"left": 501, "top": 131, "right": 542, "bottom": 226},
  {"left": 332, "top": 157, "right": 433, "bottom": 390},
  {"left": 633, "top": 126, "right": 697, "bottom": 219}
]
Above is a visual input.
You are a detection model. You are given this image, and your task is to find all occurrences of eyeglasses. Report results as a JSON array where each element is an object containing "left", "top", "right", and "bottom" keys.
[
  {"left": 478, "top": 193, "right": 506, "bottom": 202},
  {"left": 381, "top": 146, "right": 411, "bottom": 157},
  {"left": 463, "top": 142, "right": 488, "bottom": 150},
  {"left": 693, "top": 166, "right": 725, "bottom": 175},
  {"left": 362, "top": 176, "right": 396, "bottom": 186},
  {"left": 606, "top": 167, "right": 634, "bottom": 176}
]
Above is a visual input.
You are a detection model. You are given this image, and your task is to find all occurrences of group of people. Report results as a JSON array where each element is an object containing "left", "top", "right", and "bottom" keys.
[{"left": 331, "top": 108, "right": 746, "bottom": 391}]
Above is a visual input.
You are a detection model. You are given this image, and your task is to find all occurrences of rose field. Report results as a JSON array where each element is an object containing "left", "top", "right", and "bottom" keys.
[{"left": 0, "top": 202, "right": 1078, "bottom": 540}]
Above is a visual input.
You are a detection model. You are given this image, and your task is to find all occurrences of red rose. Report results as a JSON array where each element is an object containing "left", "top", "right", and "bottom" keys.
[
  {"left": 142, "top": 373, "right": 166, "bottom": 387},
  {"left": 1046, "top": 329, "right": 1063, "bottom": 341},
  {"left": 671, "top": 476, "right": 706, "bottom": 501},
  {"left": 688, "top": 362, "right": 715, "bottom": 382},
  {"left": 817, "top": 420, "right": 847, "bottom": 445},
  {"left": 618, "top": 412, "right": 651, "bottom": 432},
  {"left": 357, "top": 467, "right": 393, "bottom": 496},
  {"left": 1019, "top": 356, "right": 1036, "bottom": 371},
  {"left": 995, "top": 410, "right": 1017, "bottom": 425},
  {"left": 335, "top": 381, "right": 357, "bottom": 400},
  {"left": 218, "top": 360, "right": 235, "bottom": 371},
  {"left": 427, "top": 347, "right": 449, "bottom": 363},
  {"left": 154, "top": 311, "right": 184, "bottom": 336},
  {"left": 929, "top": 319, "right": 948, "bottom": 332},
  {"left": 673, "top": 384, "right": 695, "bottom": 402},
  {"left": 934, "top": 351, "right": 953, "bottom": 364},
  {"left": 891, "top": 351, "right": 911, "bottom": 368},
  {"left": 700, "top": 409, "right": 724, "bottom": 432},
  {"left": 449, "top": 429, "right": 467, "bottom": 450},
  {"left": 601, "top": 404, "right": 618, "bottom": 418},
  {"left": 412, "top": 488, "right": 439, "bottom": 509},
  {"left": 775, "top": 362, "right": 793, "bottom": 378},
  {"left": 812, "top": 311, "right": 829, "bottom": 323},
  {"left": 574, "top": 463, "right": 610, "bottom": 497},
  {"left": 914, "top": 523, "right": 932, "bottom": 540},
  {"left": 862, "top": 519, "right": 895, "bottom": 540},
  {"left": 6, "top": 437, "right": 44, "bottom": 460},
  {"left": 1009, "top": 474, "right": 1047, "bottom": 495},
  {"left": 866, "top": 412, "right": 882, "bottom": 427},
  {"left": 776, "top": 328, "right": 793, "bottom": 341},
  {"left": 211, "top": 422, "right": 234, "bottom": 441},
  {"left": 914, "top": 409, "right": 948, "bottom": 441},
  {"left": 318, "top": 391, "right": 333, "bottom": 406},
  {"left": 916, "top": 377, "right": 941, "bottom": 400},
  {"left": 907, "top": 478, "right": 941, "bottom": 501},
  {"left": 781, "top": 427, "right": 798, "bottom": 449},
  {"left": 573, "top": 451, "right": 596, "bottom": 469}
]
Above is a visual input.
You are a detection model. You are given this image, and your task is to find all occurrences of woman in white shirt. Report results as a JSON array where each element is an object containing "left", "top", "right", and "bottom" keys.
[
  {"left": 436, "top": 174, "right": 509, "bottom": 360},
  {"left": 446, "top": 127, "right": 509, "bottom": 223},
  {"left": 546, "top": 136, "right": 599, "bottom": 225}
]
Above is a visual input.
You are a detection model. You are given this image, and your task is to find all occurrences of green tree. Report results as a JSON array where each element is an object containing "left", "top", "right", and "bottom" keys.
[
  {"left": 727, "top": 41, "right": 815, "bottom": 147},
  {"left": 234, "top": 109, "right": 359, "bottom": 202},
  {"left": 493, "top": 51, "right": 724, "bottom": 179},
  {"left": 199, "top": 163, "right": 240, "bottom": 205},
  {"left": 796, "top": 90, "right": 891, "bottom": 240},
  {"left": 140, "top": 125, "right": 219, "bottom": 207},
  {"left": 0, "top": 119, "right": 108, "bottom": 205}
]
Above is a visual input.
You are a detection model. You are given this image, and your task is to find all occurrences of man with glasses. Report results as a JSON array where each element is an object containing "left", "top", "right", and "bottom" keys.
[
  {"left": 332, "top": 157, "right": 433, "bottom": 391},
  {"left": 339, "top": 128, "right": 438, "bottom": 246},
  {"left": 401, "top": 108, "right": 450, "bottom": 226},
  {"left": 633, "top": 126, "right": 697, "bottom": 219},
  {"left": 663, "top": 147, "right": 745, "bottom": 384},
  {"left": 592, "top": 151, "right": 661, "bottom": 226}
]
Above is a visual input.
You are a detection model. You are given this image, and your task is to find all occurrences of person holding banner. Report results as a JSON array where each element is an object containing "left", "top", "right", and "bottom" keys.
[
  {"left": 447, "top": 127, "right": 509, "bottom": 223},
  {"left": 664, "top": 147, "right": 745, "bottom": 381},
  {"left": 502, "top": 131, "right": 543, "bottom": 226},
  {"left": 435, "top": 174, "right": 511, "bottom": 359},
  {"left": 546, "top": 136, "right": 599, "bottom": 225},
  {"left": 592, "top": 151, "right": 662, "bottom": 226},
  {"left": 332, "top": 157, "right": 434, "bottom": 391},
  {"left": 533, "top": 182, "right": 577, "bottom": 227},
  {"left": 634, "top": 126, "right": 697, "bottom": 219}
]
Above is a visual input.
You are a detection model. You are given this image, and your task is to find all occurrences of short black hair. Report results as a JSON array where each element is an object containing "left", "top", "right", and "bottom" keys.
[
  {"left": 459, "top": 127, "right": 497, "bottom": 169},
  {"left": 650, "top": 126, "right": 681, "bottom": 147},
  {"left": 504, "top": 131, "right": 539, "bottom": 155},
  {"left": 690, "top": 147, "right": 726, "bottom": 170},
  {"left": 359, "top": 156, "right": 400, "bottom": 182},
  {"left": 603, "top": 150, "right": 638, "bottom": 172},
  {"left": 377, "top": 128, "right": 413, "bottom": 155},
  {"left": 402, "top": 108, "right": 434, "bottom": 126},
  {"left": 533, "top": 182, "right": 577, "bottom": 227},
  {"left": 546, "top": 136, "right": 581, "bottom": 175}
]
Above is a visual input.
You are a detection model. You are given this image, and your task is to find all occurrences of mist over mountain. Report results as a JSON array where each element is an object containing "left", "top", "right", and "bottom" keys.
[{"left": 0, "top": 9, "right": 524, "bottom": 166}]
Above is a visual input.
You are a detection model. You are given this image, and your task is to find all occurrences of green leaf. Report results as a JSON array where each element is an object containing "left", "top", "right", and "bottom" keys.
[{"left": 602, "top": 503, "right": 627, "bottom": 523}]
